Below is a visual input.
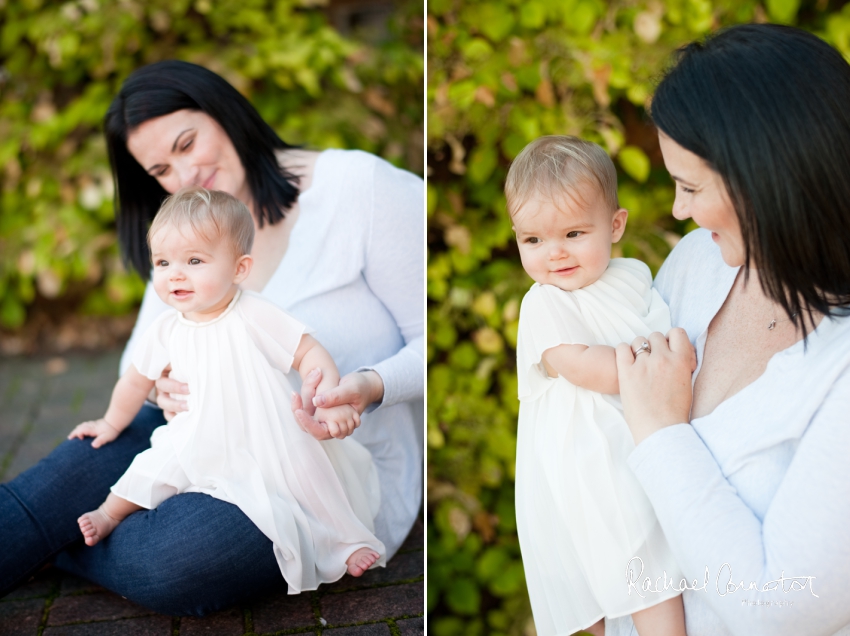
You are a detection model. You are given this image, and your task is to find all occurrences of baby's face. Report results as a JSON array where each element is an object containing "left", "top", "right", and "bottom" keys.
[
  {"left": 150, "top": 222, "right": 245, "bottom": 321},
  {"left": 512, "top": 185, "right": 627, "bottom": 292}
]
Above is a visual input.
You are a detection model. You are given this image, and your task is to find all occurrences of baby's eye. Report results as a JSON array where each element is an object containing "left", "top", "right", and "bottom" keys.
[
  {"left": 526, "top": 237, "right": 540, "bottom": 244},
  {"left": 156, "top": 260, "right": 169, "bottom": 267},
  {"left": 189, "top": 258, "right": 201, "bottom": 265},
  {"left": 566, "top": 231, "right": 583, "bottom": 238},
  {"left": 680, "top": 186, "right": 696, "bottom": 194},
  {"left": 181, "top": 139, "right": 194, "bottom": 151}
]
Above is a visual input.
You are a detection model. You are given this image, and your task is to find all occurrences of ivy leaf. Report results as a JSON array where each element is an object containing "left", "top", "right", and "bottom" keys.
[
  {"left": 520, "top": 2, "right": 547, "bottom": 30},
  {"left": 489, "top": 561, "right": 525, "bottom": 596},
  {"left": 567, "top": 0, "right": 598, "bottom": 35},
  {"left": 767, "top": 0, "right": 801, "bottom": 24},
  {"left": 477, "top": 4, "right": 515, "bottom": 43},
  {"left": 462, "top": 38, "right": 494, "bottom": 62},
  {"left": 446, "top": 577, "right": 481, "bottom": 615},
  {"left": 0, "top": 296, "right": 26, "bottom": 328},
  {"left": 618, "top": 146, "right": 651, "bottom": 183},
  {"left": 467, "top": 145, "right": 498, "bottom": 185},
  {"left": 476, "top": 546, "right": 511, "bottom": 582}
]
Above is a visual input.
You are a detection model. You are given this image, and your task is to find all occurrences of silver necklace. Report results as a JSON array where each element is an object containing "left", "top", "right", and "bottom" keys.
[{"left": 767, "top": 313, "right": 797, "bottom": 330}]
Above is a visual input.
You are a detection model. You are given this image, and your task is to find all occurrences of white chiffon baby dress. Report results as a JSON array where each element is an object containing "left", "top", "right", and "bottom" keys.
[
  {"left": 514, "top": 259, "right": 684, "bottom": 636},
  {"left": 111, "top": 289, "right": 386, "bottom": 593}
]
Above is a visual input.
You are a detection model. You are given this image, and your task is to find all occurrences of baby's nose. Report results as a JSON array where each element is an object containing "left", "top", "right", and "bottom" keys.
[{"left": 549, "top": 242, "right": 569, "bottom": 258}]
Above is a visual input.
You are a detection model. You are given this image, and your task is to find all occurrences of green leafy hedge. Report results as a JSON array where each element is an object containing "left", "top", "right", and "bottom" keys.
[
  {"left": 426, "top": 1, "right": 850, "bottom": 634},
  {"left": 0, "top": 0, "right": 423, "bottom": 328}
]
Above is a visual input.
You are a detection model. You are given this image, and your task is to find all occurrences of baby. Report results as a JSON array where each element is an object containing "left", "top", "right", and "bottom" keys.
[
  {"left": 509, "top": 137, "right": 685, "bottom": 636},
  {"left": 69, "top": 187, "right": 384, "bottom": 590}
]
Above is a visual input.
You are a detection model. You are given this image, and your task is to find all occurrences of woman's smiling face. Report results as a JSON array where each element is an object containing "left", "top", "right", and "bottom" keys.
[
  {"left": 127, "top": 109, "right": 252, "bottom": 209},
  {"left": 658, "top": 131, "right": 745, "bottom": 267}
]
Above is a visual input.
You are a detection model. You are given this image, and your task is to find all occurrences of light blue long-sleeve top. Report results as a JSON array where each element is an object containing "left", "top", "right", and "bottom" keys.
[{"left": 607, "top": 229, "right": 850, "bottom": 636}]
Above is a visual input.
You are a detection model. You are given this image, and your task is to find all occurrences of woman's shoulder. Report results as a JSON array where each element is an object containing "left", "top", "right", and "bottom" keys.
[
  {"left": 653, "top": 229, "right": 737, "bottom": 334},
  {"left": 237, "top": 289, "right": 296, "bottom": 321},
  {"left": 804, "top": 311, "right": 850, "bottom": 368},
  {"left": 291, "top": 149, "right": 420, "bottom": 212},
  {"left": 276, "top": 149, "right": 322, "bottom": 193},
  {"left": 656, "top": 228, "right": 722, "bottom": 285},
  {"left": 318, "top": 149, "right": 422, "bottom": 187}
]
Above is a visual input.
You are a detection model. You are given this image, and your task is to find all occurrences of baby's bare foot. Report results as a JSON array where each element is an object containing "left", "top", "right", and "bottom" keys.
[
  {"left": 77, "top": 508, "right": 120, "bottom": 547},
  {"left": 346, "top": 547, "right": 379, "bottom": 577}
]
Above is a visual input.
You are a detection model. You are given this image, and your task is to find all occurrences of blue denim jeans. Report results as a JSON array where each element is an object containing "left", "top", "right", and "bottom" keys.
[{"left": 0, "top": 404, "right": 285, "bottom": 615}]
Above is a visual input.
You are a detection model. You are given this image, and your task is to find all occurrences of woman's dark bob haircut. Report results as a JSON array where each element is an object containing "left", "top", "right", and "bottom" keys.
[
  {"left": 105, "top": 60, "right": 298, "bottom": 278},
  {"left": 651, "top": 24, "right": 850, "bottom": 333}
]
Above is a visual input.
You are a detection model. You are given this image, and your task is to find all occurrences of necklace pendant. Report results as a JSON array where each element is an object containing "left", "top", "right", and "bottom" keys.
[{"left": 768, "top": 319, "right": 776, "bottom": 330}]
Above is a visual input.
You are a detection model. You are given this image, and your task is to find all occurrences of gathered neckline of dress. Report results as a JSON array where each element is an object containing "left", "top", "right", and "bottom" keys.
[{"left": 177, "top": 289, "right": 242, "bottom": 327}]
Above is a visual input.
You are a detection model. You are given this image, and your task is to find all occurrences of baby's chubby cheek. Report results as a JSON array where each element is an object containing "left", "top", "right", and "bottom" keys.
[
  {"left": 517, "top": 250, "right": 545, "bottom": 284},
  {"left": 594, "top": 250, "right": 612, "bottom": 273}
]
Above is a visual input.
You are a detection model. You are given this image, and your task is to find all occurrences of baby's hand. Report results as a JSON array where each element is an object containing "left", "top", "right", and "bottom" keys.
[
  {"left": 68, "top": 418, "right": 120, "bottom": 448},
  {"left": 314, "top": 404, "right": 361, "bottom": 440}
]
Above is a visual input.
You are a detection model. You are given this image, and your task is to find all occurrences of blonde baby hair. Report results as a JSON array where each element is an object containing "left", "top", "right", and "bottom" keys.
[
  {"left": 505, "top": 135, "right": 619, "bottom": 217},
  {"left": 148, "top": 187, "right": 255, "bottom": 256}
]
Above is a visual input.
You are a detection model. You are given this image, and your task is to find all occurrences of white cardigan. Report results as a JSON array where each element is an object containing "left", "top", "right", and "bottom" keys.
[
  {"left": 120, "top": 149, "right": 424, "bottom": 559},
  {"left": 607, "top": 229, "right": 850, "bottom": 636}
]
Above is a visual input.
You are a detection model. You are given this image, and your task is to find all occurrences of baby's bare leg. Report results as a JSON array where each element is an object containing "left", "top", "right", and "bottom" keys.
[
  {"left": 345, "top": 547, "right": 379, "bottom": 577},
  {"left": 77, "top": 493, "right": 142, "bottom": 547},
  {"left": 631, "top": 595, "right": 686, "bottom": 636}
]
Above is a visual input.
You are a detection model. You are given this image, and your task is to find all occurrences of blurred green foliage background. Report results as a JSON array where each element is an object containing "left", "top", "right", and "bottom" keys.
[
  {"left": 0, "top": 0, "right": 423, "bottom": 331},
  {"left": 426, "top": 1, "right": 850, "bottom": 634}
]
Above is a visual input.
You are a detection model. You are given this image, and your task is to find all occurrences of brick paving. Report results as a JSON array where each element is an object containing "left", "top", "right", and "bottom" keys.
[{"left": 0, "top": 352, "right": 424, "bottom": 635}]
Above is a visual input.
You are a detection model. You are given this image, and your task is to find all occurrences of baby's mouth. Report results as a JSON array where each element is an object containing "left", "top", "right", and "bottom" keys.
[
  {"left": 553, "top": 266, "right": 578, "bottom": 275},
  {"left": 171, "top": 290, "right": 194, "bottom": 298}
]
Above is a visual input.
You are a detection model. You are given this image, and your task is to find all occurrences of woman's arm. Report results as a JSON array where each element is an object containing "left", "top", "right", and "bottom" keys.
[
  {"left": 313, "top": 157, "right": 424, "bottom": 412},
  {"left": 619, "top": 339, "right": 850, "bottom": 636}
]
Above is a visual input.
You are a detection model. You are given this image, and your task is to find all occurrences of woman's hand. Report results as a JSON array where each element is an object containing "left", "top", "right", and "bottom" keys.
[
  {"left": 290, "top": 369, "right": 383, "bottom": 441},
  {"left": 615, "top": 328, "right": 697, "bottom": 446},
  {"left": 154, "top": 365, "right": 189, "bottom": 422},
  {"left": 313, "top": 370, "right": 384, "bottom": 415}
]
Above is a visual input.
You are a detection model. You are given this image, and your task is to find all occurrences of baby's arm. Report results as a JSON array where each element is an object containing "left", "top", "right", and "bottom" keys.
[
  {"left": 542, "top": 344, "right": 619, "bottom": 394},
  {"left": 292, "top": 334, "right": 360, "bottom": 439},
  {"left": 68, "top": 365, "right": 156, "bottom": 448}
]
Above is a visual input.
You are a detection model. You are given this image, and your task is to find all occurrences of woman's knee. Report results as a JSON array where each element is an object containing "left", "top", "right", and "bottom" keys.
[
  {"left": 114, "top": 494, "right": 283, "bottom": 615},
  {"left": 0, "top": 405, "right": 166, "bottom": 573}
]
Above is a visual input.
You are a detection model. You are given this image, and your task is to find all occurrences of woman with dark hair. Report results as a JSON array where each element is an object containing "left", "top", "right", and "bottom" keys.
[
  {"left": 605, "top": 24, "right": 850, "bottom": 636},
  {"left": 0, "top": 61, "right": 424, "bottom": 615}
]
